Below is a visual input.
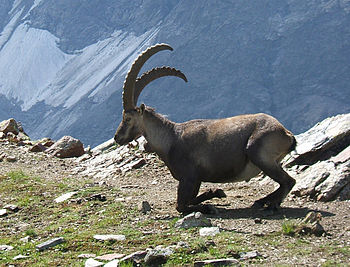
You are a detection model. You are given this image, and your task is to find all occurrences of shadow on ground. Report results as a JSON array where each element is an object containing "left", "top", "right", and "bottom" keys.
[{"left": 207, "top": 206, "right": 335, "bottom": 220}]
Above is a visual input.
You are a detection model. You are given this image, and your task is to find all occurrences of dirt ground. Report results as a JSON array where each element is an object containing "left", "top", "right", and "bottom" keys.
[{"left": 1, "top": 140, "right": 349, "bottom": 266}]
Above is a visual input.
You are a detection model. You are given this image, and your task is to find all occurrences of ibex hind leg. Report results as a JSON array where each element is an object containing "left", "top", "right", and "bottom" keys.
[
  {"left": 251, "top": 162, "right": 295, "bottom": 212},
  {"left": 247, "top": 141, "right": 295, "bottom": 212}
]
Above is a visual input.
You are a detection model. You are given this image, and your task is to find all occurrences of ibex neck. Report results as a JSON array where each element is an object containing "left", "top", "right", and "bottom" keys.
[{"left": 142, "top": 107, "right": 176, "bottom": 160}]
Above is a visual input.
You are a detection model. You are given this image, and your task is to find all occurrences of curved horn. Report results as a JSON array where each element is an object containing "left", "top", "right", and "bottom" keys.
[
  {"left": 122, "top": 43, "right": 173, "bottom": 111},
  {"left": 134, "top": 67, "right": 188, "bottom": 106}
]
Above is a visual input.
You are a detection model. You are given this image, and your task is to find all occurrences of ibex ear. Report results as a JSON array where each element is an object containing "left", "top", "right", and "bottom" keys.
[{"left": 138, "top": 103, "right": 145, "bottom": 115}]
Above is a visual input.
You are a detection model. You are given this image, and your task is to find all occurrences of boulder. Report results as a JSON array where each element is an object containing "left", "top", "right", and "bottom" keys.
[
  {"left": 285, "top": 113, "right": 350, "bottom": 201},
  {"left": 0, "top": 119, "right": 30, "bottom": 141},
  {"left": 285, "top": 113, "right": 350, "bottom": 167},
  {"left": 29, "top": 143, "right": 47, "bottom": 152},
  {"left": 46, "top": 136, "right": 85, "bottom": 158},
  {"left": 0, "top": 118, "right": 20, "bottom": 135}
]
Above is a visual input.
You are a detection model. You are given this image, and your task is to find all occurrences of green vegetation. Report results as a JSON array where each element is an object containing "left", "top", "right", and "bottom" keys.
[
  {"left": 281, "top": 219, "right": 297, "bottom": 236},
  {"left": 0, "top": 170, "right": 349, "bottom": 266}
]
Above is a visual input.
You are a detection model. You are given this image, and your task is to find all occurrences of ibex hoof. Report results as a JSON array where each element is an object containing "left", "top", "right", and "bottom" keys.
[
  {"left": 215, "top": 189, "right": 227, "bottom": 199},
  {"left": 201, "top": 204, "right": 219, "bottom": 215},
  {"left": 263, "top": 205, "right": 281, "bottom": 215},
  {"left": 252, "top": 201, "right": 281, "bottom": 215}
]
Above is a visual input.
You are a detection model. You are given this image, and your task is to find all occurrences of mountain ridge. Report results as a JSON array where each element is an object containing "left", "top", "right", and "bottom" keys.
[{"left": 0, "top": 0, "right": 349, "bottom": 147}]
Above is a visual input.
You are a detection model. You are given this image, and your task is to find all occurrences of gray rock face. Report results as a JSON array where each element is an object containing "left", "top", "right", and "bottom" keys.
[{"left": 286, "top": 114, "right": 350, "bottom": 201}]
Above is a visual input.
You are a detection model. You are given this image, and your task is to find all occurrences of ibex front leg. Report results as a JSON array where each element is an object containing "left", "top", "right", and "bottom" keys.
[{"left": 176, "top": 177, "right": 226, "bottom": 214}]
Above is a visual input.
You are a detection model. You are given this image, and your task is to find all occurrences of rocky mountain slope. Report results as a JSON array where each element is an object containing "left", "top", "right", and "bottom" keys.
[
  {"left": 0, "top": 0, "right": 349, "bottom": 147},
  {"left": 0, "top": 113, "right": 349, "bottom": 265}
]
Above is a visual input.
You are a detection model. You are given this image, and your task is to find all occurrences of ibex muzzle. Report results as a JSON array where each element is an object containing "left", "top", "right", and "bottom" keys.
[{"left": 114, "top": 44, "right": 296, "bottom": 214}]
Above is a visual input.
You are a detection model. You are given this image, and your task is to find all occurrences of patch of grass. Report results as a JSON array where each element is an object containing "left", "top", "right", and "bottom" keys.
[
  {"left": 281, "top": 219, "right": 297, "bottom": 236},
  {"left": 25, "top": 229, "right": 38, "bottom": 238},
  {"left": 7, "top": 170, "right": 28, "bottom": 181}
]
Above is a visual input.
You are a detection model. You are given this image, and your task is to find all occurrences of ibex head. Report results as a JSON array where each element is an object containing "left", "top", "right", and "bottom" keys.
[{"left": 114, "top": 44, "right": 187, "bottom": 145}]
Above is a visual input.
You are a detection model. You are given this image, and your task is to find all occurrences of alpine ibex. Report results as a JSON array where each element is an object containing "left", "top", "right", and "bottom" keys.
[{"left": 114, "top": 44, "right": 296, "bottom": 214}]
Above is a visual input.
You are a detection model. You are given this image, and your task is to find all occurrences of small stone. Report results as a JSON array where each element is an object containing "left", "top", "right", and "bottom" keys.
[
  {"left": 199, "top": 227, "right": 220, "bottom": 236},
  {"left": 0, "top": 245, "right": 14, "bottom": 251},
  {"left": 205, "top": 240, "right": 216, "bottom": 247},
  {"left": 254, "top": 218, "right": 262, "bottom": 224},
  {"left": 42, "top": 139, "right": 55, "bottom": 147},
  {"left": 13, "top": 255, "right": 29, "bottom": 260},
  {"left": 85, "top": 258, "right": 104, "bottom": 267},
  {"left": 311, "top": 222, "right": 326, "bottom": 237},
  {"left": 29, "top": 143, "right": 47, "bottom": 152},
  {"left": 54, "top": 192, "right": 78, "bottom": 203},
  {"left": 239, "top": 250, "right": 262, "bottom": 260},
  {"left": 93, "top": 234, "right": 126, "bottom": 241},
  {"left": 78, "top": 254, "right": 97, "bottom": 259},
  {"left": 95, "top": 253, "right": 125, "bottom": 261},
  {"left": 175, "top": 212, "right": 212, "bottom": 229},
  {"left": 194, "top": 258, "right": 240, "bottom": 266},
  {"left": 6, "top": 156, "right": 17, "bottom": 162},
  {"left": 20, "top": 236, "right": 31, "bottom": 243},
  {"left": 176, "top": 241, "right": 190, "bottom": 249},
  {"left": 36, "top": 237, "right": 65, "bottom": 251},
  {"left": 144, "top": 246, "right": 174, "bottom": 266},
  {"left": 138, "top": 201, "right": 151, "bottom": 214},
  {"left": 3, "top": 204, "right": 19, "bottom": 212},
  {"left": 120, "top": 158, "right": 146, "bottom": 174},
  {"left": 0, "top": 209, "right": 8, "bottom": 217},
  {"left": 119, "top": 250, "right": 147, "bottom": 265},
  {"left": 104, "top": 260, "right": 120, "bottom": 267},
  {"left": 88, "top": 194, "right": 107, "bottom": 202}
]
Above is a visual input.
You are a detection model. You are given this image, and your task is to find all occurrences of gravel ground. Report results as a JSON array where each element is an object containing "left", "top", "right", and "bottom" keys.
[{"left": 1, "top": 139, "right": 349, "bottom": 266}]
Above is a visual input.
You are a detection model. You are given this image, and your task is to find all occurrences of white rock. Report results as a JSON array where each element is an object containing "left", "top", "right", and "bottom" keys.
[
  {"left": 54, "top": 192, "right": 78, "bottom": 203},
  {"left": 199, "top": 227, "right": 220, "bottom": 236},
  {"left": 20, "top": 236, "right": 30, "bottom": 243},
  {"left": 85, "top": 258, "right": 103, "bottom": 267},
  {"left": 103, "top": 259, "right": 120, "bottom": 267},
  {"left": 93, "top": 234, "right": 126, "bottom": 241},
  {"left": 0, "top": 245, "right": 14, "bottom": 251},
  {"left": 0, "top": 209, "right": 8, "bottom": 216},
  {"left": 13, "top": 254, "right": 29, "bottom": 260}
]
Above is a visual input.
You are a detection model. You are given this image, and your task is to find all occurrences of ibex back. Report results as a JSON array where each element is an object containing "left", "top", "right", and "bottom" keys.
[{"left": 114, "top": 44, "right": 296, "bottom": 214}]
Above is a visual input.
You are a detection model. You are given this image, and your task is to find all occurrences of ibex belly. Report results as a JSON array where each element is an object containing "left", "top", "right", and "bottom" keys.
[{"left": 199, "top": 157, "right": 261, "bottom": 183}]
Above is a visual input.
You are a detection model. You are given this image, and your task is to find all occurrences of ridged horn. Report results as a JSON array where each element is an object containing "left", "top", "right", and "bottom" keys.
[
  {"left": 134, "top": 67, "right": 188, "bottom": 106},
  {"left": 122, "top": 43, "right": 173, "bottom": 111}
]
